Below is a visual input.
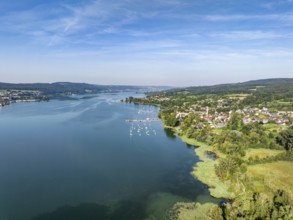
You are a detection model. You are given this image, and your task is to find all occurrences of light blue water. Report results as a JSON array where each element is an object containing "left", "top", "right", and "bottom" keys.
[{"left": 0, "top": 93, "right": 215, "bottom": 220}]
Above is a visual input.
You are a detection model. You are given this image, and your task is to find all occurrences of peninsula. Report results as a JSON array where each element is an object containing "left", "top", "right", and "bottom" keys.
[{"left": 127, "top": 78, "right": 293, "bottom": 219}]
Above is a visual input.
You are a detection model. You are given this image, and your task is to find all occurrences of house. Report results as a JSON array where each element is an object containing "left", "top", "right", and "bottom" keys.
[{"left": 176, "top": 112, "right": 189, "bottom": 119}]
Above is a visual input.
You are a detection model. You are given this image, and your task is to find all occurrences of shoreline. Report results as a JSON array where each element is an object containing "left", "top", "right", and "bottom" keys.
[
  {"left": 164, "top": 126, "right": 234, "bottom": 200},
  {"left": 177, "top": 134, "right": 235, "bottom": 200}
]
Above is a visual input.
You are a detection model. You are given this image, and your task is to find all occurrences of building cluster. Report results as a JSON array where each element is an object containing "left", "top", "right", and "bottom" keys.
[
  {"left": 142, "top": 94, "right": 292, "bottom": 128},
  {"left": 146, "top": 96, "right": 173, "bottom": 102},
  {"left": 241, "top": 108, "right": 292, "bottom": 125},
  {"left": 176, "top": 106, "right": 293, "bottom": 129},
  {"left": 0, "top": 90, "right": 45, "bottom": 107}
]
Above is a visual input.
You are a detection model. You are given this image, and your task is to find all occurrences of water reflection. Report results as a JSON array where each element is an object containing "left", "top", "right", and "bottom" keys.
[
  {"left": 163, "top": 128, "right": 176, "bottom": 139},
  {"left": 32, "top": 201, "right": 146, "bottom": 220},
  {"left": 185, "top": 143, "right": 195, "bottom": 149},
  {"left": 32, "top": 203, "right": 108, "bottom": 220}
]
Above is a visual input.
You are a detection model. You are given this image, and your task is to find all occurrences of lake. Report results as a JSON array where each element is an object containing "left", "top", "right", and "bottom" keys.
[{"left": 0, "top": 93, "right": 216, "bottom": 220}]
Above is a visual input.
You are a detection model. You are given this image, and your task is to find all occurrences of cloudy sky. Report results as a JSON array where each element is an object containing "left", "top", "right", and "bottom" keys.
[{"left": 0, "top": 0, "right": 292, "bottom": 86}]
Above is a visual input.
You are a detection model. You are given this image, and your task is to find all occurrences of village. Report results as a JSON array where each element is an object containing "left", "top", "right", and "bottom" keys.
[
  {"left": 0, "top": 90, "right": 48, "bottom": 107},
  {"left": 135, "top": 94, "right": 293, "bottom": 129},
  {"left": 176, "top": 106, "right": 293, "bottom": 129}
]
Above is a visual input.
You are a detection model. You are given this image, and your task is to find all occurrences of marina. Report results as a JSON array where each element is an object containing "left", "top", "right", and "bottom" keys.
[
  {"left": 126, "top": 118, "right": 161, "bottom": 123},
  {"left": 128, "top": 118, "right": 159, "bottom": 137}
]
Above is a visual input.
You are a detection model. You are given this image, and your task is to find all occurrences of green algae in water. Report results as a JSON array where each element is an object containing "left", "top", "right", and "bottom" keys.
[{"left": 144, "top": 193, "right": 190, "bottom": 220}]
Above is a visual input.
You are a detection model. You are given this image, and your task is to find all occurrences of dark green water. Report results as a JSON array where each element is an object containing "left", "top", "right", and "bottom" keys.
[{"left": 0, "top": 93, "right": 216, "bottom": 220}]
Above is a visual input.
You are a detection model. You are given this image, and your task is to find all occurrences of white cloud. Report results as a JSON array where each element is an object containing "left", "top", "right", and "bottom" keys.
[
  {"left": 261, "top": 0, "right": 293, "bottom": 9},
  {"left": 209, "top": 31, "right": 285, "bottom": 40},
  {"left": 203, "top": 14, "right": 293, "bottom": 22},
  {"left": 0, "top": 0, "right": 141, "bottom": 46}
]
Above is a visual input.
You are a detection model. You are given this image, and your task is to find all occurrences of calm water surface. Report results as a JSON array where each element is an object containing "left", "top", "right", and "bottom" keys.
[{"left": 0, "top": 93, "right": 216, "bottom": 220}]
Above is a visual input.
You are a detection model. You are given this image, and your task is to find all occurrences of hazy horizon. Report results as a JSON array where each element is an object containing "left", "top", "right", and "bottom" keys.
[
  {"left": 1, "top": 77, "right": 292, "bottom": 88},
  {"left": 1, "top": 0, "right": 293, "bottom": 86}
]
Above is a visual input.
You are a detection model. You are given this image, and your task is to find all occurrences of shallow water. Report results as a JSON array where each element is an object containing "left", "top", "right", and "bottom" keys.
[{"left": 0, "top": 93, "right": 216, "bottom": 220}]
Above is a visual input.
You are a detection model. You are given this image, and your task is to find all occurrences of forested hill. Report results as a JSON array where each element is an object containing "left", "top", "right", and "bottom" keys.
[
  {"left": 157, "top": 78, "right": 293, "bottom": 109},
  {"left": 0, "top": 82, "right": 161, "bottom": 95},
  {"left": 241, "top": 78, "right": 293, "bottom": 85},
  {"left": 174, "top": 78, "right": 293, "bottom": 95},
  {"left": 132, "top": 78, "right": 292, "bottom": 111}
]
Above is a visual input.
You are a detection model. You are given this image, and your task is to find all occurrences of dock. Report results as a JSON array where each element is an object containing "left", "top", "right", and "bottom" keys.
[{"left": 126, "top": 118, "right": 161, "bottom": 123}]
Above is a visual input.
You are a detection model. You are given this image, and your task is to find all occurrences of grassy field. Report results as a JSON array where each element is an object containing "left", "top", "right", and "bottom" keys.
[
  {"left": 263, "top": 123, "right": 286, "bottom": 132},
  {"left": 226, "top": 94, "right": 249, "bottom": 100},
  {"left": 244, "top": 148, "right": 285, "bottom": 160},
  {"left": 247, "top": 161, "right": 293, "bottom": 199},
  {"left": 277, "top": 101, "right": 292, "bottom": 105}
]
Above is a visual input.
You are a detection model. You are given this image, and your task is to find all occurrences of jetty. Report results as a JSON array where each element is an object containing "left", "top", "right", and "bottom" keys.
[{"left": 126, "top": 118, "right": 161, "bottom": 123}]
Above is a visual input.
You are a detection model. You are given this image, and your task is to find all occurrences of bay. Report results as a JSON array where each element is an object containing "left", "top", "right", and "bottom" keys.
[{"left": 0, "top": 93, "right": 216, "bottom": 220}]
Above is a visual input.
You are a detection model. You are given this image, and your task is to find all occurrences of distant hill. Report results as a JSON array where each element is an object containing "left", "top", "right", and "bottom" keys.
[
  {"left": 0, "top": 82, "right": 103, "bottom": 94},
  {"left": 241, "top": 78, "right": 293, "bottom": 85},
  {"left": 0, "top": 82, "right": 170, "bottom": 95}
]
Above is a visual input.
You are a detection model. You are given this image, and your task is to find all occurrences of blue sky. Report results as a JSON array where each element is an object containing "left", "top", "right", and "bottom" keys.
[{"left": 0, "top": 0, "right": 293, "bottom": 86}]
